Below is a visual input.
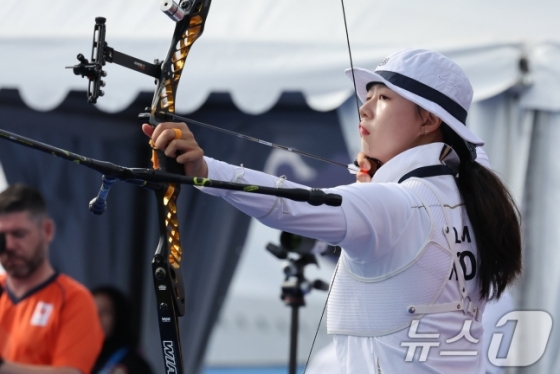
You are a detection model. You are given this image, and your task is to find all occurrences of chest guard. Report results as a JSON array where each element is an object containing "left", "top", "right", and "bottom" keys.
[{"left": 327, "top": 178, "right": 479, "bottom": 337}]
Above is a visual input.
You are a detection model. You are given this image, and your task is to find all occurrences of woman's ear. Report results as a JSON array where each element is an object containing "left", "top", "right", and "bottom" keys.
[{"left": 419, "top": 109, "right": 443, "bottom": 134}]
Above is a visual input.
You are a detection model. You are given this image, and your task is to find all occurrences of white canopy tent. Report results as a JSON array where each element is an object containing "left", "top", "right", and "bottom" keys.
[
  {"left": 2, "top": 1, "right": 560, "bottom": 373},
  {"left": 2, "top": 0, "right": 558, "bottom": 114}
]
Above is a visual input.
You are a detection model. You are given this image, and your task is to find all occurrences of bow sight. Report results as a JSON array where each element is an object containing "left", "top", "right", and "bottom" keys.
[
  {"left": 68, "top": 0, "right": 208, "bottom": 107},
  {"left": 67, "top": 17, "right": 162, "bottom": 103}
]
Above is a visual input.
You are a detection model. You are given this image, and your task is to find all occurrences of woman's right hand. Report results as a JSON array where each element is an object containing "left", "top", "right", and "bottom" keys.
[
  {"left": 355, "top": 152, "right": 379, "bottom": 183},
  {"left": 142, "top": 122, "right": 208, "bottom": 178}
]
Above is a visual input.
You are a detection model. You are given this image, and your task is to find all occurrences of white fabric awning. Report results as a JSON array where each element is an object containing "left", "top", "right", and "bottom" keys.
[{"left": 1, "top": 0, "right": 560, "bottom": 114}]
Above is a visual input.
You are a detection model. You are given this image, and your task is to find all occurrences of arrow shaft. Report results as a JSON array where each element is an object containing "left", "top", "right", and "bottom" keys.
[{"left": 160, "top": 112, "right": 356, "bottom": 172}]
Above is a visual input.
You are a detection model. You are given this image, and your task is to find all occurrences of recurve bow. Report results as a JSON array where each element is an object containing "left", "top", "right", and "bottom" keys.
[{"left": 70, "top": 1, "right": 213, "bottom": 371}]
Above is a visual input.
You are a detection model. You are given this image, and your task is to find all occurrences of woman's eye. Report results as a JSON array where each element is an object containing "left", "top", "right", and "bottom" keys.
[{"left": 379, "top": 95, "right": 388, "bottom": 100}]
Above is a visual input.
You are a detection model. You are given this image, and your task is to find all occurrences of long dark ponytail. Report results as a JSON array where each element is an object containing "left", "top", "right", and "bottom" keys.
[{"left": 441, "top": 125, "right": 522, "bottom": 301}]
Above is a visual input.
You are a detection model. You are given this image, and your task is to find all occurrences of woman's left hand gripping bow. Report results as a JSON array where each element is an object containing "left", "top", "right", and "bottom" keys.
[{"left": 142, "top": 122, "right": 209, "bottom": 178}]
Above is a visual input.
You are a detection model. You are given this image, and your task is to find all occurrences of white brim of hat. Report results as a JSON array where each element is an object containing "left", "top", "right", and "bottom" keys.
[{"left": 345, "top": 67, "right": 484, "bottom": 146}]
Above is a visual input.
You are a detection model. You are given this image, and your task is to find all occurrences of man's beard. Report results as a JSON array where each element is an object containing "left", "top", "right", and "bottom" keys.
[{"left": 1, "top": 242, "right": 45, "bottom": 279}]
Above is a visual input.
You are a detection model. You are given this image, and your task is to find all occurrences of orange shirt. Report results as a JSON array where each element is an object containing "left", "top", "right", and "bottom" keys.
[{"left": 0, "top": 273, "right": 104, "bottom": 373}]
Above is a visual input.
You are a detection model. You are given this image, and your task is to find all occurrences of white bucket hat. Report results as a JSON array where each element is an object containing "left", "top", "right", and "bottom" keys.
[{"left": 345, "top": 48, "right": 484, "bottom": 146}]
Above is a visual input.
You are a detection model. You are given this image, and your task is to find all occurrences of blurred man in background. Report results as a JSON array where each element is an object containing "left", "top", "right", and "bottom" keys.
[{"left": 0, "top": 184, "right": 104, "bottom": 373}]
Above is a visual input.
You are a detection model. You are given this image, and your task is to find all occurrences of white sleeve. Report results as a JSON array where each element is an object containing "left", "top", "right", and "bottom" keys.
[
  {"left": 199, "top": 156, "right": 426, "bottom": 269},
  {"left": 199, "top": 156, "right": 347, "bottom": 244}
]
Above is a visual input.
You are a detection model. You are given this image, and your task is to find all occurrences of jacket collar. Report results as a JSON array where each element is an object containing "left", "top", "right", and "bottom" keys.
[{"left": 372, "top": 143, "right": 460, "bottom": 184}]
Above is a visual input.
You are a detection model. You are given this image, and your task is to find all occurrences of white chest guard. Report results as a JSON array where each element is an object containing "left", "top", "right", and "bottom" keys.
[{"left": 327, "top": 177, "right": 480, "bottom": 337}]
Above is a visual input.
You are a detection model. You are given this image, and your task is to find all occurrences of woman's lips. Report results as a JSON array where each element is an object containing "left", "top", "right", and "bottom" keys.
[{"left": 359, "top": 125, "right": 370, "bottom": 136}]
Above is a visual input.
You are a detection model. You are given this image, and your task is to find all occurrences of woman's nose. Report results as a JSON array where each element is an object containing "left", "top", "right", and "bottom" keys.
[{"left": 359, "top": 101, "right": 372, "bottom": 120}]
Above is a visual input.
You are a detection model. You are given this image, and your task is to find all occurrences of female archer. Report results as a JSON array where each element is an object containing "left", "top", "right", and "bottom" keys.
[{"left": 143, "top": 48, "right": 522, "bottom": 373}]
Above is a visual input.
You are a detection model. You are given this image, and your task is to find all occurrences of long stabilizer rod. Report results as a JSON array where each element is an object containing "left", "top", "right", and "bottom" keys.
[{"left": 0, "top": 128, "right": 342, "bottom": 207}]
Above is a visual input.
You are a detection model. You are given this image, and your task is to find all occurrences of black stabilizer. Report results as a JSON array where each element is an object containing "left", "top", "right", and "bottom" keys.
[{"left": 308, "top": 189, "right": 342, "bottom": 207}]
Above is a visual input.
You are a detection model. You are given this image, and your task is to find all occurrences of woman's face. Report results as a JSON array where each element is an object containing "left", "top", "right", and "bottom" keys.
[
  {"left": 359, "top": 83, "right": 425, "bottom": 163},
  {"left": 94, "top": 293, "right": 115, "bottom": 338}
]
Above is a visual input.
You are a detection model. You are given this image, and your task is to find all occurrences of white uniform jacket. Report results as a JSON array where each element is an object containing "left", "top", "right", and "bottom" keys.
[{"left": 200, "top": 143, "right": 487, "bottom": 374}]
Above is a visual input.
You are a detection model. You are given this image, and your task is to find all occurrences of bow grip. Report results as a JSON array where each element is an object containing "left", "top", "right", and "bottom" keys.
[
  {"left": 147, "top": 113, "right": 184, "bottom": 175},
  {"left": 154, "top": 147, "right": 184, "bottom": 175}
]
